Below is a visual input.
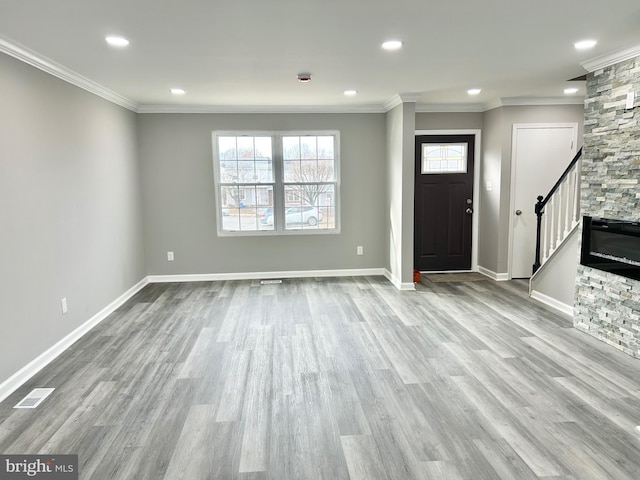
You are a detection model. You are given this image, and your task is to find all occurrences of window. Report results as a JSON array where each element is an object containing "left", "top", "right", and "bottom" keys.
[
  {"left": 213, "top": 131, "right": 339, "bottom": 235},
  {"left": 421, "top": 143, "right": 467, "bottom": 173}
]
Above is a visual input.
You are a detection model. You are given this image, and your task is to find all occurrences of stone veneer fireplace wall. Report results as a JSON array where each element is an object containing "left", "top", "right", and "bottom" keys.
[{"left": 574, "top": 55, "right": 640, "bottom": 358}]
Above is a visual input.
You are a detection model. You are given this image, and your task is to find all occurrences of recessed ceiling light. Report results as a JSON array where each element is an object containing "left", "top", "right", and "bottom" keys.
[
  {"left": 344, "top": 90, "right": 357, "bottom": 96},
  {"left": 574, "top": 39, "right": 597, "bottom": 50},
  {"left": 170, "top": 88, "right": 186, "bottom": 95},
  {"left": 297, "top": 73, "right": 312, "bottom": 83},
  {"left": 105, "top": 36, "right": 130, "bottom": 47},
  {"left": 382, "top": 40, "right": 403, "bottom": 51},
  {"left": 467, "top": 88, "right": 482, "bottom": 95},
  {"left": 564, "top": 87, "right": 579, "bottom": 94}
]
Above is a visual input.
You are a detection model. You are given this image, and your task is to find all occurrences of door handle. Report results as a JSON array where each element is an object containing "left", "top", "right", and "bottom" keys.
[
  {"left": 465, "top": 208, "right": 473, "bottom": 215},
  {"left": 515, "top": 210, "right": 522, "bottom": 215}
]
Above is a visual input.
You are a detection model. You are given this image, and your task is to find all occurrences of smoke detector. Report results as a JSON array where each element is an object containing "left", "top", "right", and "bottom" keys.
[{"left": 297, "top": 73, "right": 312, "bottom": 83}]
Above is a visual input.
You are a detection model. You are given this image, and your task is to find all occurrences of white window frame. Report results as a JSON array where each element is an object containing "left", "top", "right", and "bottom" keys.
[{"left": 212, "top": 130, "right": 341, "bottom": 236}]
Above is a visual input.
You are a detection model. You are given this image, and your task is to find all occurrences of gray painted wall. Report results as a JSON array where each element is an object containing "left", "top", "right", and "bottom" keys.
[
  {"left": 385, "top": 106, "right": 402, "bottom": 276},
  {"left": 530, "top": 228, "right": 579, "bottom": 309},
  {"left": 137, "top": 113, "right": 387, "bottom": 275},
  {"left": 385, "top": 103, "right": 416, "bottom": 287},
  {"left": 415, "top": 112, "right": 483, "bottom": 130},
  {"left": 479, "top": 107, "right": 504, "bottom": 273},
  {"left": 400, "top": 105, "right": 417, "bottom": 285},
  {"left": 0, "top": 53, "right": 145, "bottom": 385},
  {"left": 479, "top": 104, "right": 584, "bottom": 275},
  {"left": 500, "top": 105, "right": 584, "bottom": 275}
]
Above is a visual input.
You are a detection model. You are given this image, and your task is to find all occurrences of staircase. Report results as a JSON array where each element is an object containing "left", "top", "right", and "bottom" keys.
[
  {"left": 529, "top": 148, "right": 582, "bottom": 315},
  {"left": 532, "top": 147, "right": 582, "bottom": 273}
]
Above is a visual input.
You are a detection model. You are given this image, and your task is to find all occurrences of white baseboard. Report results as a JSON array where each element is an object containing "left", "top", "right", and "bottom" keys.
[
  {"left": 147, "top": 268, "right": 386, "bottom": 283},
  {"left": 383, "top": 269, "right": 416, "bottom": 291},
  {"left": 478, "top": 266, "right": 509, "bottom": 281},
  {"left": 530, "top": 290, "right": 574, "bottom": 317},
  {"left": 0, "top": 277, "right": 149, "bottom": 404}
]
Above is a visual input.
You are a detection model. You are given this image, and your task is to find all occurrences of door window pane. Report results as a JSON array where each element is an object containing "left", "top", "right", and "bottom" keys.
[{"left": 422, "top": 143, "right": 467, "bottom": 174}]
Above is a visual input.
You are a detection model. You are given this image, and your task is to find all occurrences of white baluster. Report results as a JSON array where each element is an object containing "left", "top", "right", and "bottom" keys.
[
  {"left": 550, "top": 198, "right": 555, "bottom": 258},
  {"left": 573, "top": 161, "right": 581, "bottom": 226},
  {"left": 557, "top": 183, "right": 565, "bottom": 245},
  {"left": 550, "top": 196, "right": 557, "bottom": 253},
  {"left": 565, "top": 165, "right": 576, "bottom": 231},
  {"left": 543, "top": 205, "right": 549, "bottom": 262},
  {"left": 564, "top": 175, "right": 572, "bottom": 237}
]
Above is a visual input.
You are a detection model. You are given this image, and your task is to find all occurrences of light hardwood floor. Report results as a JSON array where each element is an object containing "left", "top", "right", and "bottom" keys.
[{"left": 1, "top": 276, "right": 640, "bottom": 479}]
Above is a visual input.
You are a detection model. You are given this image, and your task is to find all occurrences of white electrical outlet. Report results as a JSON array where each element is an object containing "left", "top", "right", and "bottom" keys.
[
  {"left": 61, "top": 298, "right": 68, "bottom": 314},
  {"left": 357, "top": 246, "right": 364, "bottom": 256},
  {"left": 167, "top": 251, "right": 174, "bottom": 261}
]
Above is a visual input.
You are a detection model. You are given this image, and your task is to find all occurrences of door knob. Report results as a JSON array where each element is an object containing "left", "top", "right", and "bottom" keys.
[
  {"left": 515, "top": 210, "right": 522, "bottom": 215},
  {"left": 465, "top": 208, "right": 473, "bottom": 215}
]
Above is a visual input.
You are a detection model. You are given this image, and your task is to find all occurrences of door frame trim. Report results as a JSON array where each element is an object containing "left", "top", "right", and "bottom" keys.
[
  {"left": 508, "top": 123, "right": 578, "bottom": 279},
  {"left": 415, "top": 129, "right": 481, "bottom": 272}
]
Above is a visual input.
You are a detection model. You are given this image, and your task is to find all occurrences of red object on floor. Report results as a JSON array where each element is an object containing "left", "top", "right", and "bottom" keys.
[{"left": 413, "top": 269, "right": 421, "bottom": 283}]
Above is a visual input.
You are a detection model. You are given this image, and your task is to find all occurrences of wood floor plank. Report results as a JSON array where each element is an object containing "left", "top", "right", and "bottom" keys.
[
  {"left": 349, "top": 322, "right": 390, "bottom": 370},
  {"left": 451, "top": 375, "right": 567, "bottom": 477},
  {"left": 215, "top": 349, "right": 251, "bottom": 422},
  {"left": 163, "top": 405, "right": 223, "bottom": 480},
  {"left": 177, "top": 327, "right": 218, "bottom": 379},
  {"left": 421, "top": 460, "right": 465, "bottom": 480},
  {"left": 238, "top": 325, "right": 273, "bottom": 473},
  {"left": 553, "top": 375, "right": 640, "bottom": 434},
  {"left": 340, "top": 434, "right": 389, "bottom": 480},
  {"left": 472, "top": 438, "right": 539, "bottom": 480},
  {"left": 2, "top": 277, "right": 640, "bottom": 479}
]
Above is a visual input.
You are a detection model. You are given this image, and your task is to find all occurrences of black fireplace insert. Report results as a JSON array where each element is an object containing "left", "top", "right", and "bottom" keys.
[{"left": 581, "top": 216, "right": 640, "bottom": 281}]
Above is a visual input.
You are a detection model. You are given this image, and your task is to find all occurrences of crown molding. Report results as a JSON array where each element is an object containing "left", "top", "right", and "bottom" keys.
[
  {"left": 483, "top": 96, "right": 584, "bottom": 111},
  {"left": 137, "top": 103, "right": 386, "bottom": 114},
  {"left": 383, "top": 93, "right": 422, "bottom": 112},
  {"left": 0, "top": 35, "right": 138, "bottom": 112},
  {"left": 482, "top": 99, "right": 505, "bottom": 111},
  {"left": 500, "top": 96, "right": 584, "bottom": 106},
  {"left": 581, "top": 44, "right": 640, "bottom": 72},
  {"left": 415, "top": 103, "right": 484, "bottom": 113}
]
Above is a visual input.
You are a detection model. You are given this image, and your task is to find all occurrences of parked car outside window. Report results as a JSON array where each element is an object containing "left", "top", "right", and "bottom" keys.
[
  {"left": 259, "top": 207, "right": 274, "bottom": 225},
  {"left": 259, "top": 206, "right": 322, "bottom": 227},
  {"left": 285, "top": 206, "right": 322, "bottom": 227}
]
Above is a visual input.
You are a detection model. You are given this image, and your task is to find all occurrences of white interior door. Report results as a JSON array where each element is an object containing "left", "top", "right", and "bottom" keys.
[{"left": 510, "top": 124, "right": 577, "bottom": 278}]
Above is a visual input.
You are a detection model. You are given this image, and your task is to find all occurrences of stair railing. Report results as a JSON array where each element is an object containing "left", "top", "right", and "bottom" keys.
[{"left": 533, "top": 147, "right": 582, "bottom": 274}]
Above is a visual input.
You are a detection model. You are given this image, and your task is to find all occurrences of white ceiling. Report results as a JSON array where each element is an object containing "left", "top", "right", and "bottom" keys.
[{"left": 1, "top": 0, "right": 640, "bottom": 111}]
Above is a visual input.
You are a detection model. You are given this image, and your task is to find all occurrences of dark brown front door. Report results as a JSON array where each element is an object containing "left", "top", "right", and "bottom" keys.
[{"left": 414, "top": 134, "right": 474, "bottom": 271}]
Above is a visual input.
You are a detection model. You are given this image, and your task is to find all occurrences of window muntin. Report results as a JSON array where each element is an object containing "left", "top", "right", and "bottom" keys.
[
  {"left": 422, "top": 143, "right": 467, "bottom": 174},
  {"left": 213, "top": 131, "right": 339, "bottom": 235}
]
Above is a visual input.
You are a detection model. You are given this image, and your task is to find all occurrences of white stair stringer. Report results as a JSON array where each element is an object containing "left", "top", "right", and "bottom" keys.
[{"left": 529, "top": 223, "right": 580, "bottom": 317}]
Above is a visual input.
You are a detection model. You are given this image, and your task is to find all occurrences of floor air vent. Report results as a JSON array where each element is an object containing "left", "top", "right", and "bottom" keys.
[
  {"left": 14, "top": 388, "right": 55, "bottom": 409},
  {"left": 260, "top": 279, "right": 283, "bottom": 285}
]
